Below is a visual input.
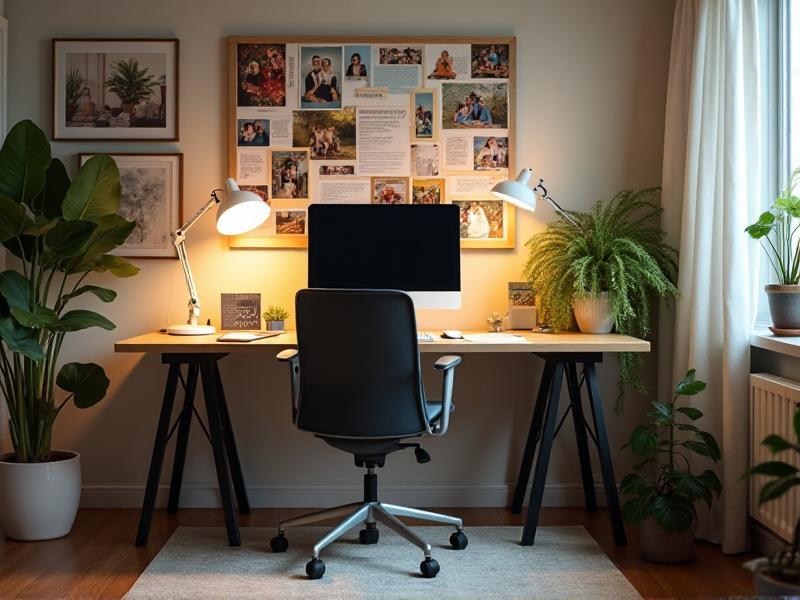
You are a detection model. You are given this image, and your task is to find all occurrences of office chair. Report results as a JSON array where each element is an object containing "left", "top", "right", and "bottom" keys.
[{"left": 271, "top": 289, "right": 467, "bottom": 580}]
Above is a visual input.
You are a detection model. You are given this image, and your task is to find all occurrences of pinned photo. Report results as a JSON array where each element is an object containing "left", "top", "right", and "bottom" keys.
[
  {"left": 276, "top": 209, "right": 307, "bottom": 235},
  {"left": 371, "top": 177, "right": 409, "bottom": 204},
  {"left": 471, "top": 44, "right": 510, "bottom": 78},
  {"left": 428, "top": 49, "right": 457, "bottom": 79},
  {"left": 319, "top": 164, "right": 356, "bottom": 175},
  {"left": 293, "top": 109, "right": 357, "bottom": 159},
  {"left": 344, "top": 45, "right": 370, "bottom": 81},
  {"left": 474, "top": 136, "right": 509, "bottom": 170},
  {"left": 240, "top": 185, "right": 269, "bottom": 203},
  {"left": 378, "top": 46, "right": 422, "bottom": 65},
  {"left": 237, "top": 43, "right": 287, "bottom": 107},
  {"left": 411, "top": 144, "right": 440, "bottom": 177},
  {"left": 237, "top": 119, "right": 270, "bottom": 146},
  {"left": 442, "top": 82, "right": 508, "bottom": 129},
  {"left": 271, "top": 150, "right": 309, "bottom": 199},
  {"left": 412, "top": 179, "right": 444, "bottom": 204},
  {"left": 300, "top": 46, "right": 342, "bottom": 109},
  {"left": 412, "top": 90, "right": 435, "bottom": 140},
  {"left": 454, "top": 200, "right": 504, "bottom": 239}
]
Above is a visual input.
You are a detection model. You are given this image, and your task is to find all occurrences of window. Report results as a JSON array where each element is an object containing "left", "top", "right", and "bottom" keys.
[{"left": 791, "top": 2, "right": 800, "bottom": 167}]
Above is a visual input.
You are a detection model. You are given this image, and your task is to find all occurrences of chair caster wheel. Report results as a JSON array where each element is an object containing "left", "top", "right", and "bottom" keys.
[
  {"left": 450, "top": 530, "right": 468, "bottom": 550},
  {"left": 270, "top": 534, "right": 288, "bottom": 553},
  {"left": 306, "top": 558, "right": 325, "bottom": 579},
  {"left": 359, "top": 527, "right": 379, "bottom": 544},
  {"left": 420, "top": 557, "right": 440, "bottom": 578}
]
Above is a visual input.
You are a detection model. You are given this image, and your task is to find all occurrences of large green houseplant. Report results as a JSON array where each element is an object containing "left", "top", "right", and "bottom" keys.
[
  {"left": 745, "top": 167, "right": 800, "bottom": 330},
  {"left": 744, "top": 405, "right": 800, "bottom": 595},
  {"left": 0, "top": 119, "right": 138, "bottom": 540},
  {"left": 104, "top": 58, "right": 158, "bottom": 117},
  {"left": 619, "top": 369, "right": 722, "bottom": 563}
]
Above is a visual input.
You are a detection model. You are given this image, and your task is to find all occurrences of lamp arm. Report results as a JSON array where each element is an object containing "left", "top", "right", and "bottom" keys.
[
  {"left": 170, "top": 191, "right": 222, "bottom": 327},
  {"left": 534, "top": 179, "right": 579, "bottom": 227}
]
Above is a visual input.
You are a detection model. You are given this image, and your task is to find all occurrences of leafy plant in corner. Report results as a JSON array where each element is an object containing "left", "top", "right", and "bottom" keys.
[
  {"left": 523, "top": 188, "right": 678, "bottom": 411},
  {"left": 103, "top": 58, "right": 157, "bottom": 114},
  {"left": 745, "top": 167, "right": 800, "bottom": 284},
  {"left": 263, "top": 305, "right": 289, "bottom": 322},
  {"left": 0, "top": 120, "right": 139, "bottom": 463},
  {"left": 619, "top": 369, "right": 722, "bottom": 533},
  {"left": 744, "top": 406, "right": 800, "bottom": 587}
]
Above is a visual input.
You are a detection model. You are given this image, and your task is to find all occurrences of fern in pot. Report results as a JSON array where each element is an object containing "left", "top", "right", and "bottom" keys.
[
  {"left": 0, "top": 120, "right": 138, "bottom": 541},
  {"left": 523, "top": 188, "right": 678, "bottom": 410},
  {"left": 745, "top": 167, "right": 800, "bottom": 331}
]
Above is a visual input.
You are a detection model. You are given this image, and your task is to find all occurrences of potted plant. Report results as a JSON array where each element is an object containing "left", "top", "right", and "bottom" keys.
[
  {"left": 0, "top": 120, "right": 138, "bottom": 541},
  {"left": 744, "top": 405, "right": 800, "bottom": 596},
  {"left": 619, "top": 369, "right": 722, "bottom": 563},
  {"left": 103, "top": 58, "right": 157, "bottom": 120},
  {"left": 524, "top": 187, "right": 678, "bottom": 410},
  {"left": 745, "top": 167, "right": 800, "bottom": 331},
  {"left": 64, "top": 69, "right": 84, "bottom": 120},
  {"left": 263, "top": 305, "right": 289, "bottom": 331}
]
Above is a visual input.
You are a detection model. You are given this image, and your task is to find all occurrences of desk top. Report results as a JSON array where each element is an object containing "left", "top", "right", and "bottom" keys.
[{"left": 115, "top": 330, "right": 650, "bottom": 354}]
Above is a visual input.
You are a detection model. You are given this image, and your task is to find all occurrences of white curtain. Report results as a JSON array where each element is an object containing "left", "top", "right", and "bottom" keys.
[{"left": 659, "top": 0, "right": 762, "bottom": 554}]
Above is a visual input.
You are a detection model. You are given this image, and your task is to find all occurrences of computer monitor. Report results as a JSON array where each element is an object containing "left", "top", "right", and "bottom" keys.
[{"left": 308, "top": 204, "right": 461, "bottom": 309}]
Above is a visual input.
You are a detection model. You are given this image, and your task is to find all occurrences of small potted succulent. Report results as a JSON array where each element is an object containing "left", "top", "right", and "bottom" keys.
[
  {"left": 263, "top": 305, "right": 289, "bottom": 331},
  {"left": 619, "top": 369, "right": 722, "bottom": 563},
  {"left": 744, "top": 406, "right": 800, "bottom": 596},
  {"left": 745, "top": 167, "right": 800, "bottom": 331}
]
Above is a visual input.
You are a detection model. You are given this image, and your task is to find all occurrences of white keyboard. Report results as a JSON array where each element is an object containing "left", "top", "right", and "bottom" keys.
[{"left": 417, "top": 332, "right": 435, "bottom": 342}]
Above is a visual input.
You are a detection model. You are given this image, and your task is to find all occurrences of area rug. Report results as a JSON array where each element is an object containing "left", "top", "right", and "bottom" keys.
[{"left": 124, "top": 526, "right": 640, "bottom": 599}]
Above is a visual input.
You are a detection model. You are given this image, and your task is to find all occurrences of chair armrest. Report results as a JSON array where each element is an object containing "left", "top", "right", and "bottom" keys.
[
  {"left": 434, "top": 355, "right": 462, "bottom": 370},
  {"left": 430, "top": 354, "right": 461, "bottom": 436},
  {"left": 275, "top": 349, "right": 300, "bottom": 422}
]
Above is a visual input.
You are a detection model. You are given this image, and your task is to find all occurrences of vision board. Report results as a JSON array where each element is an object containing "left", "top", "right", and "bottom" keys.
[{"left": 227, "top": 36, "right": 516, "bottom": 249}]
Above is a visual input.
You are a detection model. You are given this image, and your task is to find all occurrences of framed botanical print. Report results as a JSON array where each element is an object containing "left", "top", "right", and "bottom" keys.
[
  {"left": 53, "top": 38, "right": 179, "bottom": 140},
  {"left": 79, "top": 153, "right": 182, "bottom": 258}
]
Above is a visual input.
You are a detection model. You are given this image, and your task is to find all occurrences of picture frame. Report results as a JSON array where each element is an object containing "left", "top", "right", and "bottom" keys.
[
  {"left": 412, "top": 178, "right": 444, "bottom": 204},
  {"left": 410, "top": 87, "right": 438, "bottom": 142},
  {"left": 371, "top": 177, "right": 409, "bottom": 204},
  {"left": 451, "top": 198, "right": 515, "bottom": 249},
  {"left": 78, "top": 153, "right": 183, "bottom": 258},
  {"left": 53, "top": 38, "right": 179, "bottom": 141}
]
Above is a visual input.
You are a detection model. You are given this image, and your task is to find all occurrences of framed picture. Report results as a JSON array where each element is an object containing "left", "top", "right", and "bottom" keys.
[
  {"left": 79, "top": 153, "right": 182, "bottom": 258},
  {"left": 451, "top": 198, "right": 515, "bottom": 249},
  {"left": 410, "top": 88, "right": 438, "bottom": 142},
  {"left": 53, "top": 38, "right": 179, "bottom": 140},
  {"left": 412, "top": 178, "right": 444, "bottom": 204},
  {"left": 371, "top": 177, "right": 409, "bottom": 204},
  {"left": 270, "top": 149, "right": 309, "bottom": 199}
]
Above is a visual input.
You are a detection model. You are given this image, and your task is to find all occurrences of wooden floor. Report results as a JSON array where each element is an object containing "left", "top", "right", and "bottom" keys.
[{"left": 0, "top": 507, "right": 757, "bottom": 599}]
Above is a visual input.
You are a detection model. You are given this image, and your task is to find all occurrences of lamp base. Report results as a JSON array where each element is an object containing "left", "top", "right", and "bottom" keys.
[{"left": 167, "top": 323, "right": 216, "bottom": 336}]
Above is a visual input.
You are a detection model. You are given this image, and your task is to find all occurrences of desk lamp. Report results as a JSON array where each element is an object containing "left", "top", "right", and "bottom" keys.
[
  {"left": 167, "top": 178, "right": 270, "bottom": 335},
  {"left": 490, "top": 168, "right": 578, "bottom": 226}
]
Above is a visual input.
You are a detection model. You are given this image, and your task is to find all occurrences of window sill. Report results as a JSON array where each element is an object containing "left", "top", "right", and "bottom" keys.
[{"left": 751, "top": 325, "right": 800, "bottom": 359}]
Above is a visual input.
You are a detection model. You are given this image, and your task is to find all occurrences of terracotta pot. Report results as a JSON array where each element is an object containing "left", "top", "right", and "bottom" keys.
[
  {"left": 0, "top": 451, "right": 81, "bottom": 541},
  {"left": 638, "top": 517, "right": 697, "bottom": 563},
  {"left": 765, "top": 284, "right": 800, "bottom": 329},
  {"left": 573, "top": 292, "right": 614, "bottom": 333}
]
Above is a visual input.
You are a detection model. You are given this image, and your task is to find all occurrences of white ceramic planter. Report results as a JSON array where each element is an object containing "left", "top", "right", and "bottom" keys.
[
  {"left": 0, "top": 451, "right": 81, "bottom": 541},
  {"left": 573, "top": 292, "right": 615, "bottom": 333}
]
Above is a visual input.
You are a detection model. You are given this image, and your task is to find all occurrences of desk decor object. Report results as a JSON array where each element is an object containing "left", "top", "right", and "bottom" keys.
[
  {"left": 228, "top": 36, "right": 515, "bottom": 249},
  {"left": 221, "top": 293, "right": 261, "bottom": 330},
  {"left": 52, "top": 38, "right": 179, "bottom": 141},
  {"left": 0, "top": 120, "right": 138, "bottom": 540},
  {"left": 619, "top": 369, "right": 721, "bottom": 563},
  {"left": 79, "top": 153, "right": 182, "bottom": 258},
  {"left": 262, "top": 305, "right": 289, "bottom": 331},
  {"left": 521, "top": 183, "right": 678, "bottom": 411},
  {"left": 167, "top": 178, "right": 269, "bottom": 335},
  {"left": 508, "top": 281, "right": 536, "bottom": 329}
]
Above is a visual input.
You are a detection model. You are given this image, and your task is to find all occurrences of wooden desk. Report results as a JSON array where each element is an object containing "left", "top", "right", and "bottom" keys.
[{"left": 116, "top": 330, "right": 649, "bottom": 548}]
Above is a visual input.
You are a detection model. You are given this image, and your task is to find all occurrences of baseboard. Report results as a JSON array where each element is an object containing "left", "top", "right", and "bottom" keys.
[
  {"left": 80, "top": 482, "right": 610, "bottom": 509},
  {"left": 750, "top": 518, "right": 788, "bottom": 557}
]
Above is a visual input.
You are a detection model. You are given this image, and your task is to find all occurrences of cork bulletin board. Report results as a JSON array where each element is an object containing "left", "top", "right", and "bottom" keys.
[{"left": 227, "top": 36, "right": 516, "bottom": 249}]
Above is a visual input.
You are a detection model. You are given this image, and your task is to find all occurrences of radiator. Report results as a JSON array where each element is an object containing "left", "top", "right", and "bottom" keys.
[{"left": 750, "top": 373, "right": 800, "bottom": 542}]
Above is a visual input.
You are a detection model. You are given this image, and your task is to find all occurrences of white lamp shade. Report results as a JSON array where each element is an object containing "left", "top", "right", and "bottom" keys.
[
  {"left": 491, "top": 168, "right": 536, "bottom": 212},
  {"left": 216, "top": 178, "right": 271, "bottom": 235}
]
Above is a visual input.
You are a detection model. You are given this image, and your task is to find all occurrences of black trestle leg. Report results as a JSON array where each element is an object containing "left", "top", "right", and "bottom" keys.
[
  {"left": 521, "top": 363, "right": 564, "bottom": 546},
  {"left": 200, "top": 361, "right": 241, "bottom": 547},
  {"left": 213, "top": 361, "right": 251, "bottom": 515},
  {"left": 566, "top": 363, "right": 597, "bottom": 513},
  {"left": 584, "top": 361, "right": 627, "bottom": 546},
  {"left": 511, "top": 361, "right": 555, "bottom": 514},
  {"left": 136, "top": 363, "right": 180, "bottom": 546},
  {"left": 167, "top": 363, "right": 199, "bottom": 514}
]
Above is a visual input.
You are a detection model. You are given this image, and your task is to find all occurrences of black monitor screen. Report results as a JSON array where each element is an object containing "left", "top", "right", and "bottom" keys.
[{"left": 308, "top": 204, "right": 461, "bottom": 291}]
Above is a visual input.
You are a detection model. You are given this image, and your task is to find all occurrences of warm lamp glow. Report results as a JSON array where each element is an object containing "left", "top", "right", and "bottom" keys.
[{"left": 216, "top": 178, "right": 270, "bottom": 235}]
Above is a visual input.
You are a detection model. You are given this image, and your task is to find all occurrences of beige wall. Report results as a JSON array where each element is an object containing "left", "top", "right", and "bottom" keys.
[{"left": 3, "top": 0, "right": 674, "bottom": 507}]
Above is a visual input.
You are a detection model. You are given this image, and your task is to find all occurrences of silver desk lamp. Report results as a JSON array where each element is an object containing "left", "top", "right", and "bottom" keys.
[
  {"left": 167, "top": 178, "right": 270, "bottom": 335},
  {"left": 490, "top": 168, "right": 577, "bottom": 226}
]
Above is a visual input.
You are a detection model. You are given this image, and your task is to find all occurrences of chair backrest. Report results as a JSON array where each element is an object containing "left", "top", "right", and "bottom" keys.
[{"left": 294, "top": 288, "right": 429, "bottom": 438}]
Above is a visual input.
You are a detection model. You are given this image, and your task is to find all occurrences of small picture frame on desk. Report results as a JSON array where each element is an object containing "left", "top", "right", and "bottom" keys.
[
  {"left": 221, "top": 293, "right": 262, "bottom": 330},
  {"left": 508, "top": 281, "right": 537, "bottom": 330}
]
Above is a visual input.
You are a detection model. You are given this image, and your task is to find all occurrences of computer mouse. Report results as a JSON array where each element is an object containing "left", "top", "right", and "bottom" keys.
[{"left": 441, "top": 330, "right": 463, "bottom": 339}]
